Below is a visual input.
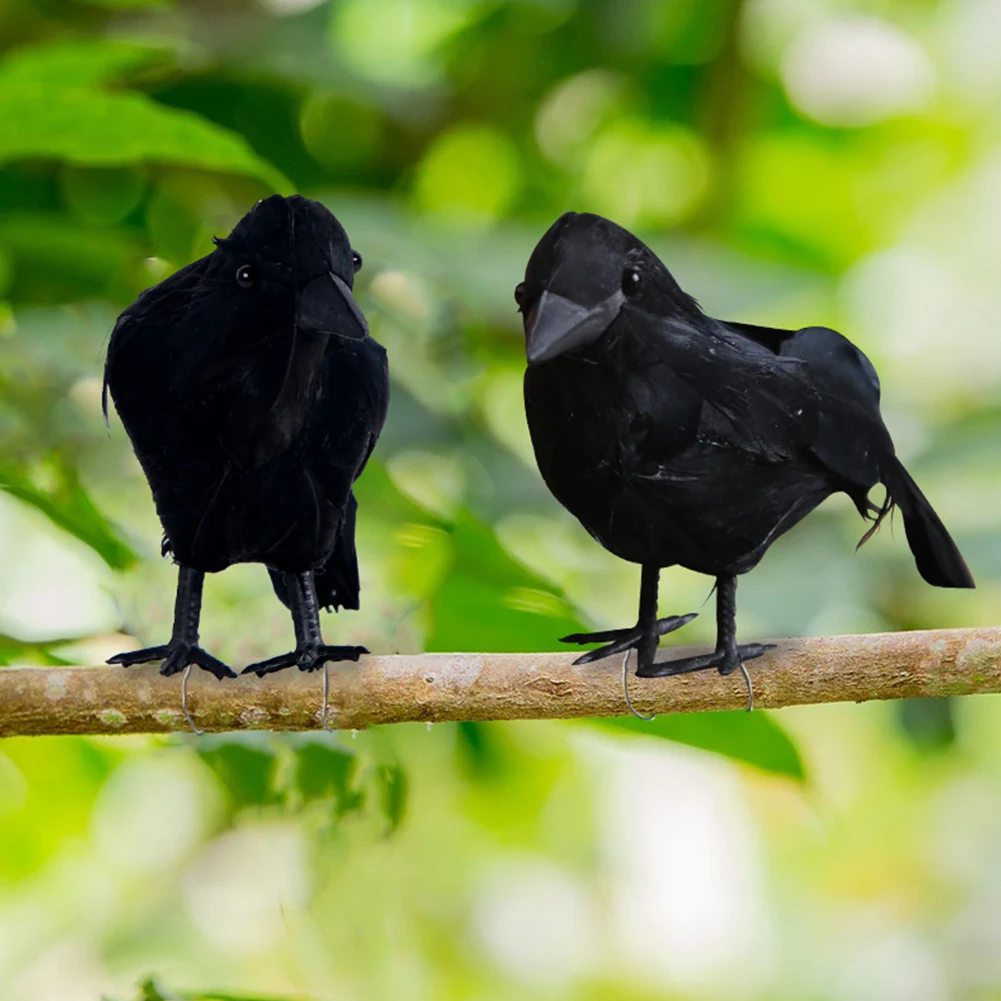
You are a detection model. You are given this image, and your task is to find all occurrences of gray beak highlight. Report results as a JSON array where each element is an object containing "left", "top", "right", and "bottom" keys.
[
  {"left": 525, "top": 289, "right": 624, "bottom": 365},
  {"left": 297, "top": 272, "right": 368, "bottom": 340}
]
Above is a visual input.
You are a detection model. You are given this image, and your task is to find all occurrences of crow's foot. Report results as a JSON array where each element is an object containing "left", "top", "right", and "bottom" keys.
[
  {"left": 108, "top": 642, "right": 236, "bottom": 680},
  {"left": 636, "top": 642, "right": 774, "bottom": 679},
  {"left": 562, "top": 613, "right": 697, "bottom": 666},
  {"left": 242, "top": 644, "right": 368, "bottom": 677}
]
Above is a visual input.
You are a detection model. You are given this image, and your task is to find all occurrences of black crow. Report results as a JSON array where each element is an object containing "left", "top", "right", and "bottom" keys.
[
  {"left": 516, "top": 212, "right": 973, "bottom": 691},
  {"left": 104, "top": 195, "right": 389, "bottom": 707}
]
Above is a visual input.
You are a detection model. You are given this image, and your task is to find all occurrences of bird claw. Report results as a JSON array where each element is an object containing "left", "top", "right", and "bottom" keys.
[
  {"left": 636, "top": 642, "right": 773, "bottom": 679},
  {"left": 242, "top": 644, "right": 368, "bottom": 677},
  {"left": 108, "top": 642, "right": 237, "bottom": 680},
  {"left": 564, "top": 612, "right": 697, "bottom": 665},
  {"left": 718, "top": 643, "right": 775, "bottom": 676}
]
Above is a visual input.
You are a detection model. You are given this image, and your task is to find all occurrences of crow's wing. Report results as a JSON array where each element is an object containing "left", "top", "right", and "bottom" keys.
[
  {"left": 733, "top": 322, "right": 972, "bottom": 586},
  {"left": 307, "top": 334, "right": 389, "bottom": 488},
  {"left": 104, "top": 255, "right": 218, "bottom": 491},
  {"left": 103, "top": 255, "right": 211, "bottom": 426},
  {"left": 103, "top": 255, "right": 238, "bottom": 564},
  {"left": 267, "top": 337, "right": 388, "bottom": 611},
  {"left": 720, "top": 321, "right": 890, "bottom": 492},
  {"left": 776, "top": 325, "right": 888, "bottom": 489},
  {"left": 621, "top": 311, "right": 820, "bottom": 471}
]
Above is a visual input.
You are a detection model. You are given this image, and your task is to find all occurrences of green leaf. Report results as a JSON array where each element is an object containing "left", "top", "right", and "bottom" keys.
[
  {"left": 294, "top": 742, "right": 366, "bottom": 818},
  {"left": 354, "top": 459, "right": 439, "bottom": 525},
  {"left": 376, "top": 762, "right": 408, "bottom": 834},
  {"left": 586, "top": 709, "right": 806, "bottom": 781},
  {"left": 455, "top": 719, "right": 506, "bottom": 779},
  {"left": 0, "top": 40, "right": 170, "bottom": 89},
  {"left": 195, "top": 739, "right": 282, "bottom": 810},
  {"left": 0, "top": 462, "right": 137, "bottom": 570},
  {"left": 133, "top": 979, "right": 316, "bottom": 1001},
  {"left": 0, "top": 42, "right": 291, "bottom": 192},
  {"left": 0, "top": 635, "right": 73, "bottom": 666},
  {"left": 355, "top": 465, "right": 584, "bottom": 651},
  {"left": 136, "top": 977, "right": 182, "bottom": 1001},
  {"left": 0, "top": 86, "right": 290, "bottom": 190},
  {"left": 426, "top": 511, "right": 584, "bottom": 652},
  {"left": 78, "top": 0, "right": 171, "bottom": 8},
  {"left": 0, "top": 212, "right": 141, "bottom": 300}
]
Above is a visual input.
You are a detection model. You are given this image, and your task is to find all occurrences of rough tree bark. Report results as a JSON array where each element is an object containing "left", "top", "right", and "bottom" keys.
[{"left": 0, "top": 626, "right": 999, "bottom": 736}]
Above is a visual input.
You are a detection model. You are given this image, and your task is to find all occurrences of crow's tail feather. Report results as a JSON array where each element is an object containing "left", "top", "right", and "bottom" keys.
[
  {"left": 268, "top": 492, "right": 361, "bottom": 612},
  {"left": 315, "top": 490, "right": 360, "bottom": 611},
  {"left": 879, "top": 456, "right": 974, "bottom": 588}
]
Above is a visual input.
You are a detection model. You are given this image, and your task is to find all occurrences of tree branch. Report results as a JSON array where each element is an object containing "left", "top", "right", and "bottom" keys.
[{"left": 0, "top": 627, "right": 998, "bottom": 737}]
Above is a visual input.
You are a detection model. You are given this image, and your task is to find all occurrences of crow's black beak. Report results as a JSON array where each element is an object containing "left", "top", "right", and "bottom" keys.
[
  {"left": 524, "top": 288, "right": 624, "bottom": 365},
  {"left": 297, "top": 272, "right": 368, "bottom": 339}
]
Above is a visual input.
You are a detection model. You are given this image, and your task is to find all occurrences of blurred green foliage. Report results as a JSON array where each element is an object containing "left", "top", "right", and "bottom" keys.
[
  {"left": 0, "top": 0, "right": 1000, "bottom": 998},
  {"left": 589, "top": 708, "right": 805, "bottom": 780}
]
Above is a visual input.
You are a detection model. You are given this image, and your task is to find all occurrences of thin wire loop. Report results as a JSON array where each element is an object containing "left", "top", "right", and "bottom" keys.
[
  {"left": 321, "top": 664, "right": 336, "bottom": 733},
  {"left": 739, "top": 661, "right": 754, "bottom": 712},
  {"left": 181, "top": 665, "right": 204, "bottom": 735},
  {"left": 622, "top": 649, "right": 656, "bottom": 721}
]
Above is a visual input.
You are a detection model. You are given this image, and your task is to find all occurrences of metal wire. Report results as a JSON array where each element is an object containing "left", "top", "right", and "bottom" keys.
[
  {"left": 321, "top": 664, "right": 336, "bottom": 733},
  {"left": 181, "top": 665, "right": 204, "bottom": 735},
  {"left": 622, "top": 649, "right": 656, "bottom": 721},
  {"left": 739, "top": 661, "right": 754, "bottom": 712}
]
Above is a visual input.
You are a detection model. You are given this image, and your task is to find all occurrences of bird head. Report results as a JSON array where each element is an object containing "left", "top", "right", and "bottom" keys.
[
  {"left": 211, "top": 194, "right": 368, "bottom": 341},
  {"left": 515, "top": 211, "right": 698, "bottom": 365}
]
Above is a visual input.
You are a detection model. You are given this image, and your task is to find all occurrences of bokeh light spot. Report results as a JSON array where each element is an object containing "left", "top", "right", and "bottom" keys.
[
  {"left": 782, "top": 16, "right": 935, "bottom": 127},
  {"left": 59, "top": 166, "right": 146, "bottom": 227},
  {"left": 183, "top": 824, "right": 310, "bottom": 955},
  {"left": 579, "top": 119, "right": 711, "bottom": 228},
  {"left": 414, "top": 123, "right": 522, "bottom": 226},
  {"left": 534, "top": 69, "right": 626, "bottom": 167},
  {"left": 331, "top": 0, "right": 474, "bottom": 87},
  {"left": 299, "top": 93, "right": 382, "bottom": 171}
]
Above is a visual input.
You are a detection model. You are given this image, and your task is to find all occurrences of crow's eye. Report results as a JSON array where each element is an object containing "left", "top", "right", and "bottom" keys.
[
  {"left": 514, "top": 282, "right": 527, "bottom": 311},
  {"left": 622, "top": 268, "right": 642, "bottom": 295},
  {"left": 351, "top": 250, "right": 363, "bottom": 273},
  {"left": 235, "top": 264, "right": 254, "bottom": 288}
]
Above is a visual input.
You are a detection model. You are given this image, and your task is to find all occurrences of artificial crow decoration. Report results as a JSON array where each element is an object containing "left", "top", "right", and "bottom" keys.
[
  {"left": 516, "top": 212, "right": 973, "bottom": 697},
  {"left": 105, "top": 195, "right": 388, "bottom": 711}
]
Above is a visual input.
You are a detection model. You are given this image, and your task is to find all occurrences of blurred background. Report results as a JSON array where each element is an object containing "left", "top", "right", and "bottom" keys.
[{"left": 1, "top": 0, "right": 1001, "bottom": 997}]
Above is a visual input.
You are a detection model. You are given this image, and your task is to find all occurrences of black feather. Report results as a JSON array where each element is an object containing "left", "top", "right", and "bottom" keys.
[
  {"left": 104, "top": 194, "right": 389, "bottom": 680},
  {"left": 517, "top": 211, "right": 973, "bottom": 679},
  {"left": 881, "top": 456, "right": 973, "bottom": 588}
]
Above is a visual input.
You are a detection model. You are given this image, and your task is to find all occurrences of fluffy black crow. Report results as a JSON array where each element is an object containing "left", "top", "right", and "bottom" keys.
[
  {"left": 105, "top": 195, "right": 388, "bottom": 705},
  {"left": 517, "top": 212, "right": 972, "bottom": 691}
]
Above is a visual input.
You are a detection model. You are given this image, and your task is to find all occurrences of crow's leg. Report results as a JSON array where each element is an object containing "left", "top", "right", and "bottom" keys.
[
  {"left": 562, "top": 564, "right": 697, "bottom": 672},
  {"left": 242, "top": 570, "right": 367, "bottom": 677},
  {"left": 636, "top": 574, "right": 773, "bottom": 692},
  {"left": 108, "top": 566, "right": 235, "bottom": 680}
]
